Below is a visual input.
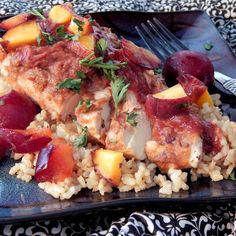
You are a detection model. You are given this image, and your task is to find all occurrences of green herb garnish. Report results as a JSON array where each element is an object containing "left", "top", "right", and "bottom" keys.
[
  {"left": 96, "top": 38, "right": 108, "bottom": 55},
  {"left": 56, "top": 25, "right": 66, "bottom": 38},
  {"left": 79, "top": 53, "right": 128, "bottom": 115},
  {"left": 73, "top": 18, "right": 84, "bottom": 32},
  {"left": 85, "top": 99, "right": 92, "bottom": 110},
  {"left": 36, "top": 35, "right": 42, "bottom": 47},
  {"left": 111, "top": 78, "right": 129, "bottom": 114},
  {"left": 154, "top": 68, "right": 162, "bottom": 75},
  {"left": 204, "top": 42, "right": 214, "bottom": 51},
  {"left": 126, "top": 112, "right": 138, "bottom": 127},
  {"left": 229, "top": 169, "right": 236, "bottom": 180},
  {"left": 57, "top": 71, "right": 86, "bottom": 92},
  {"left": 76, "top": 71, "right": 86, "bottom": 79},
  {"left": 80, "top": 53, "right": 127, "bottom": 71},
  {"left": 77, "top": 99, "right": 92, "bottom": 111},
  {"left": 89, "top": 18, "right": 95, "bottom": 25},
  {"left": 74, "top": 126, "right": 88, "bottom": 148},
  {"left": 41, "top": 31, "right": 55, "bottom": 45},
  {"left": 56, "top": 78, "right": 82, "bottom": 92},
  {"left": 175, "top": 102, "right": 189, "bottom": 109},
  {"left": 55, "top": 25, "right": 79, "bottom": 41},
  {"left": 29, "top": 8, "right": 46, "bottom": 20}
]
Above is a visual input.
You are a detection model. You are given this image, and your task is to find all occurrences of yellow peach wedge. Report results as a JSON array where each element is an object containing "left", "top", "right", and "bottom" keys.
[
  {"left": 48, "top": 5, "right": 72, "bottom": 24},
  {"left": 196, "top": 89, "right": 213, "bottom": 107},
  {"left": 154, "top": 83, "right": 186, "bottom": 99},
  {"left": 79, "top": 34, "right": 95, "bottom": 51},
  {"left": 92, "top": 148, "right": 124, "bottom": 187},
  {"left": 3, "top": 20, "right": 41, "bottom": 50},
  {"left": 154, "top": 83, "right": 213, "bottom": 108}
]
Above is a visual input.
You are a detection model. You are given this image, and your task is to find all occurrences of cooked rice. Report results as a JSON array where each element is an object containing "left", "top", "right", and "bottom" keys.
[{"left": 4, "top": 88, "right": 236, "bottom": 199}]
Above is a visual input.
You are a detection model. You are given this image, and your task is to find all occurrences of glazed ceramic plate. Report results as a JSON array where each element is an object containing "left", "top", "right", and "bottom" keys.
[{"left": 0, "top": 10, "right": 236, "bottom": 224}]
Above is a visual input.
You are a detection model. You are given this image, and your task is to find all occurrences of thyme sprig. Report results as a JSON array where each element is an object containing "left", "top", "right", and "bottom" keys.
[
  {"left": 74, "top": 126, "right": 88, "bottom": 148},
  {"left": 29, "top": 8, "right": 46, "bottom": 20}
]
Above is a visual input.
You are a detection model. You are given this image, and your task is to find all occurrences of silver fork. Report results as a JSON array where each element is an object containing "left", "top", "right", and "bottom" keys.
[{"left": 135, "top": 18, "right": 236, "bottom": 96}]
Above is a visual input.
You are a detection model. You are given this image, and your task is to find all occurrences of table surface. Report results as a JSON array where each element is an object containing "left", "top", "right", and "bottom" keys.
[{"left": 0, "top": 0, "right": 235, "bottom": 235}]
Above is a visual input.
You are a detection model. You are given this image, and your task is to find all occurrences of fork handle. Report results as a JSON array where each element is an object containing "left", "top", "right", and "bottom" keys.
[{"left": 214, "top": 71, "right": 235, "bottom": 84}]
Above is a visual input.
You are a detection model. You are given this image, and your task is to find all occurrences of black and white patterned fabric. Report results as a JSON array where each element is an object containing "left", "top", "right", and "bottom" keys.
[{"left": 0, "top": 0, "right": 236, "bottom": 235}]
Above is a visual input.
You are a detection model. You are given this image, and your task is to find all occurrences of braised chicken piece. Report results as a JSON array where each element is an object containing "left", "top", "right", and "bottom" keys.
[
  {"left": 0, "top": 41, "right": 93, "bottom": 120},
  {"left": 145, "top": 114, "right": 203, "bottom": 171},
  {"left": 105, "top": 91, "right": 152, "bottom": 160},
  {"left": 75, "top": 87, "right": 111, "bottom": 144}
]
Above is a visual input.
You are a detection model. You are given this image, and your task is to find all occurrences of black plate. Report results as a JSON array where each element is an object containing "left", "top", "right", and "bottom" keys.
[{"left": 0, "top": 10, "right": 236, "bottom": 224}]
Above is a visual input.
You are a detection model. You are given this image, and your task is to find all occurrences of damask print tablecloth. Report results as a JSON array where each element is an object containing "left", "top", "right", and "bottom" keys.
[{"left": 0, "top": 1, "right": 236, "bottom": 235}]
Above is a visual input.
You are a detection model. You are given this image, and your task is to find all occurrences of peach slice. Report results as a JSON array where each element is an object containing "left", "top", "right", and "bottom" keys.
[
  {"left": 92, "top": 148, "right": 124, "bottom": 187},
  {"left": 196, "top": 89, "right": 213, "bottom": 107},
  {"left": 48, "top": 5, "right": 72, "bottom": 24},
  {"left": 0, "top": 40, "right": 6, "bottom": 61},
  {"left": 3, "top": 20, "right": 41, "bottom": 50},
  {"left": 68, "top": 16, "right": 93, "bottom": 36},
  {"left": 79, "top": 34, "right": 95, "bottom": 51},
  {"left": 154, "top": 83, "right": 186, "bottom": 99},
  {"left": 0, "top": 13, "right": 32, "bottom": 30},
  {"left": 154, "top": 83, "right": 213, "bottom": 108}
]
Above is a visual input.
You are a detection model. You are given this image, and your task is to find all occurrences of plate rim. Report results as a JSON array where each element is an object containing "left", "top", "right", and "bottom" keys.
[{"left": 0, "top": 9, "right": 235, "bottom": 224}]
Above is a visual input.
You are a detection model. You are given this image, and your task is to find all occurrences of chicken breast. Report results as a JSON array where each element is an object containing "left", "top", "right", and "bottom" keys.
[
  {"left": 75, "top": 87, "right": 111, "bottom": 144},
  {"left": 0, "top": 41, "right": 92, "bottom": 120},
  {"left": 105, "top": 91, "right": 152, "bottom": 160},
  {"left": 145, "top": 114, "right": 203, "bottom": 171}
]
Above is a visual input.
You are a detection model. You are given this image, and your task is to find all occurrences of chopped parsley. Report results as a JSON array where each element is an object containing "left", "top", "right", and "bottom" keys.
[
  {"left": 36, "top": 35, "right": 42, "bottom": 47},
  {"left": 80, "top": 52, "right": 128, "bottom": 115},
  {"left": 56, "top": 25, "right": 67, "bottom": 38},
  {"left": 204, "top": 42, "right": 214, "bottom": 51},
  {"left": 126, "top": 112, "right": 138, "bottom": 127},
  {"left": 154, "top": 68, "right": 162, "bottom": 75},
  {"left": 77, "top": 98, "right": 92, "bottom": 111},
  {"left": 96, "top": 38, "right": 108, "bottom": 55},
  {"left": 41, "top": 31, "right": 55, "bottom": 45},
  {"left": 29, "top": 8, "right": 46, "bottom": 20},
  {"left": 73, "top": 18, "right": 84, "bottom": 32},
  {"left": 175, "top": 102, "right": 189, "bottom": 109},
  {"left": 85, "top": 99, "right": 92, "bottom": 110},
  {"left": 55, "top": 25, "right": 79, "bottom": 41},
  {"left": 76, "top": 71, "right": 86, "bottom": 79},
  {"left": 89, "top": 18, "right": 95, "bottom": 25},
  {"left": 80, "top": 53, "right": 127, "bottom": 71},
  {"left": 56, "top": 71, "right": 86, "bottom": 92},
  {"left": 56, "top": 78, "right": 82, "bottom": 92},
  {"left": 74, "top": 126, "right": 88, "bottom": 148},
  {"left": 111, "top": 78, "right": 129, "bottom": 114},
  {"left": 229, "top": 169, "right": 236, "bottom": 180}
]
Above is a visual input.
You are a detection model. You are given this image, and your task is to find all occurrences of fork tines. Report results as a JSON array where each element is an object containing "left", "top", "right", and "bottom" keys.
[{"left": 135, "top": 17, "right": 188, "bottom": 61}]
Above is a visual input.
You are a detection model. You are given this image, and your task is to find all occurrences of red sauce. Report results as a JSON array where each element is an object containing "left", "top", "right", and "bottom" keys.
[
  {"left": 152, "top": 113, "right": 203, "bottom": 144},
  {"left": 202, "top": 121, "right": 222, "bottom": 154},
  {"left": 177, "top": 74, "right": 206, "bottom": 101},
  {"left": 145, "top": 94, "right": 222, "bottom": 155},
  {"left": 145, "top": 94, "right": 191, "bottom": 119}
]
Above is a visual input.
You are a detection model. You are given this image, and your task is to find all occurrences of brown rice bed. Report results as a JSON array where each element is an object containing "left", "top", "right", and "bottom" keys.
[{"left": 6, "top": 94, "right": 236, "bottom": 199}]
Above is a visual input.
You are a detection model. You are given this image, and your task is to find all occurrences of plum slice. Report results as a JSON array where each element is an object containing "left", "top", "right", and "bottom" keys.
[
  {"left": 35, "top": 138, "right": 74, "bottom": 183},
  {"left": 162, "top": 50, "right": 214, "bottom": 87},
  {"left": 0, "top": 128, "right": 51, "bottom": 155},
  {"left": 0, "top": 90, "right": 38, "bottom": 129},
  {"left": 0, "top": 138, "right": 11, "bottom": 160},
  {"left": 145, "top": 93, "right": 191, "bottom": 119}
]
